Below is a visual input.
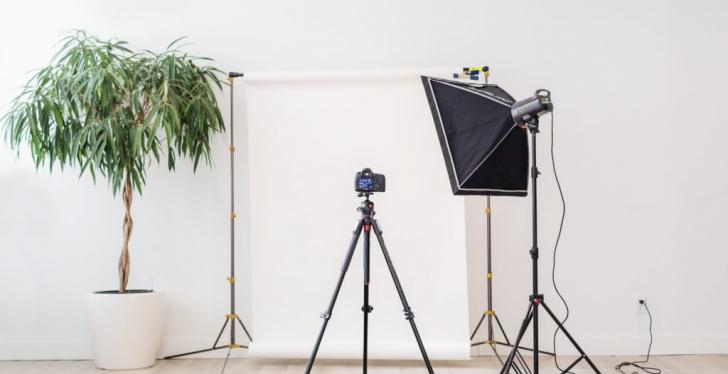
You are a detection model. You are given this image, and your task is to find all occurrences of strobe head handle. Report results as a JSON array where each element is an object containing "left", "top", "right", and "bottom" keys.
[
  {"left": 228, "top": 72, "right": 244, "bottom": 78},
  {"left": 511, "top": 89, "right": 553, "bottom": 125}
]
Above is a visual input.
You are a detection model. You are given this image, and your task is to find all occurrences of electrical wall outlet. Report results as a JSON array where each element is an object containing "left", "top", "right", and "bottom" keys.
[{"left": 636, "top": 298, "right": 647, "bottom": 314}]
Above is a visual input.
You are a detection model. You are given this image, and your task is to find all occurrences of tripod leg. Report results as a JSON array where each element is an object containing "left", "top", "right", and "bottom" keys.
[
  {"left": 236, "top": 316, "right": 253, "bottom": 342},
  {"left": 362, "top": 223, "right": 372, "bottom": 374},
  {"left": 305, "top": 220, "right": 364, "bottom": 374},
  {"left": 371, "top": 220, "right": 434, "bottom": 374},
  {"left": 540, "top": 301, "right": 601, "bottom": 373},
  {"left": 499, "top": 303, "right": 534, "bottom": 374}
]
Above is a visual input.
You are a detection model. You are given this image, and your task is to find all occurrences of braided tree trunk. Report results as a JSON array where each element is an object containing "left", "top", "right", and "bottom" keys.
[{"left": 118, "top": 172, "right": 133, "bottom": 293}]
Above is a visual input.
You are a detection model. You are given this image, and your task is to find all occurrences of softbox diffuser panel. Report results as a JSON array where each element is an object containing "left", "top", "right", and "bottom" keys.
[{"left": 421, "top": 76, "right": 528, "bottom": 196}]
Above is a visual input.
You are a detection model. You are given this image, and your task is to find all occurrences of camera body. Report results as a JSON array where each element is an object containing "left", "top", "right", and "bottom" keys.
[{"left": 355, "top": 168, "right": 386, "bottom": 193}]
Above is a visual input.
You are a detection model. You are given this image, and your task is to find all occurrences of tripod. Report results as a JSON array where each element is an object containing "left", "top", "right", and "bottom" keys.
[
  {"left": 165, "top": 72, "right": 253, "bottom": 359},
  {"left": 498, "top": 118, "right": 599, "bottom": 374},
  {"left": 470, "top": 197, "right": 554, "bottom": 374},
  {"left": 305, "top": 194, "right": 434, "bottom": 374}
]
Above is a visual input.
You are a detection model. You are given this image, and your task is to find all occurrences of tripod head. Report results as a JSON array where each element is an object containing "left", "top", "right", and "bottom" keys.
[{"left": 357, "top": 195, "right": 375, "bottom": 219}]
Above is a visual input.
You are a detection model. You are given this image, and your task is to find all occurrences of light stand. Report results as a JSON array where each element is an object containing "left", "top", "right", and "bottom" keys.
[
  {"left": 453, "top": 70, "right": 548, "bottom": 374},
  {"left": 305, "top": 194, "right": 434, "bottom": 374},
  {"left": 165, "top": 72, "right": 253, "bottom": 359},
  {"left": 498, "top": 117, "right": 599, "bottom": 374}
]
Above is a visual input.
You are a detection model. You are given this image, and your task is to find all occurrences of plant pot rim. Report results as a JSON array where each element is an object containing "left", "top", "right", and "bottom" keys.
[{"left": 93, "top": 289, "right": 155, "bottom": 295}]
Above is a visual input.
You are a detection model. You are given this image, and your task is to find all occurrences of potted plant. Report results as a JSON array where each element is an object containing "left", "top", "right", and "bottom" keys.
[{"left": 3, "top": 31, "right": 225, "bottom": 369}]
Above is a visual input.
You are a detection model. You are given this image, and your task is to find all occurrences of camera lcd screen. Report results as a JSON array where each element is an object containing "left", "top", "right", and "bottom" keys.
[{"left": 357, "top": 178, "right": 375, "bottom": 190}]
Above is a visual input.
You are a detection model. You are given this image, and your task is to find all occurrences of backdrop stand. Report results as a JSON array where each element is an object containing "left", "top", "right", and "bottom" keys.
[
  {"left": 165, "top": 72, "right": 253, "bottom": 359},
  {"left": 469, "top": 197, "right": 550, "bottom": 374},
  {"left": 498, "top": 118, "right": 599, "bottom": 374}
]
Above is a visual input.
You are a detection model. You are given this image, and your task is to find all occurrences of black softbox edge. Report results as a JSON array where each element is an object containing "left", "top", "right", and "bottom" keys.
[
  {"left": 421, "top": 76, "right": 528, "bottom": 197},
  {"left": 422, "top": 76, "right": 461, "bottom": 195}
]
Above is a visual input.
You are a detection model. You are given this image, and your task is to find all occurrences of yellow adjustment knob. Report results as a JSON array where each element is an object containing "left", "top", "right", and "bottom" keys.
[
  {"left": 485, "top": 208, "right": 492, "bottom": 214},
  {"left": 227, "top": 276, "right": 236, "bottom": 284},
  {"left": 225, "top": 313, "right": 238, "bottom": 319},
  {"left": 230, "top": 213, "right": 237, "bottom": 219},
  {"left": 487, "top": 272, "right": 493, "bottom": 279},
  {"left": 230, "top": 343, "right": 241, "bottom": 349}
]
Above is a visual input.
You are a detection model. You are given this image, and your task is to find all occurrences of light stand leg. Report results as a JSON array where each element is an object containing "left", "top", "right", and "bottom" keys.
[
  {"left": 498, "top": 118, "right": 599, "bottom": 374},
  {"left": 541, "top": 301, "right": 601, "bottom": 373},
  {"left": 494, "top": 314, "right": 532, "bottom": 374},
  {"left": 305, "top": 220, "right": 365, "bottom": 374},
  {"left": 371, "top": 220, "right": 434, "bottom": 374},
  {"left": 499, "top": 304, "right": 534, "bottom": 374}
]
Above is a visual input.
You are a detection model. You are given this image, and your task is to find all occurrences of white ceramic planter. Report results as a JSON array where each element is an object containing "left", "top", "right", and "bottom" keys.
[{"left": 86, "top": 290, "right": 163, "bottom": 370}]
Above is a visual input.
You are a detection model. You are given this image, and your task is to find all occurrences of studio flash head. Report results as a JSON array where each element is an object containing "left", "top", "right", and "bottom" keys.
[
  {"left": 355, "top": 168, "right": 386, "bottom": 193},
  {"left": 511, "top": 89, "right": 553, "bottom": 125}
]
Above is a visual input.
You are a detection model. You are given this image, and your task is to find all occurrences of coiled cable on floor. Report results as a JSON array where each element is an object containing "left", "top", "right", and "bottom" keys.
[{"left": 615, "top": 301, "right": 662, "bottom": 374}]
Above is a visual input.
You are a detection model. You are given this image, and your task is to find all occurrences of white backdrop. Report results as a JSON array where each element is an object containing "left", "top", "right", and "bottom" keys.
[
  {"left": 1, "top": 0, "right": 728, "bottom": 361},
  {"left": 244, "top": 71, "right": 469, "bottom": 359}
]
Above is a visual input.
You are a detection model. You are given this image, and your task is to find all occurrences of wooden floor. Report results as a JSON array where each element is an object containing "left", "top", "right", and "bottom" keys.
[{"left": 1, "top": 355, "right": 726, "bottom": 373}]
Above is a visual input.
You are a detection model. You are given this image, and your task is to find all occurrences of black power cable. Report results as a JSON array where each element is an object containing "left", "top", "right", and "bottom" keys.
[
  {"left": 546, "top": 111, "right": 575, "bottom": 373},
  {"left": 547, "top": 112, "right": 661, "bottom": 374},
  {"left": 615, "top": 301, "right": 662, "bottom": 374}
]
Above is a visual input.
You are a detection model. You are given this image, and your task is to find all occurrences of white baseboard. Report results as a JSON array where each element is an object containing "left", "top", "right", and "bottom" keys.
[
  {"left": 0, "top": 340, "right": 92, "bottom": 360},
  {"left": 2, "top": 336, "right": 727, "bottom": 360},
  {"left": 248, "top": 340, "right": 470, "bottom": 360},
  {"left": 471, "top": 335, "right": 728, "bottom": 357}
]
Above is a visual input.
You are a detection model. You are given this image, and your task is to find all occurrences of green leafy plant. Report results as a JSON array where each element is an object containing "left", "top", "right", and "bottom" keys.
[{"left": 3, "top": 31, "right": 225, "bottom": 292}]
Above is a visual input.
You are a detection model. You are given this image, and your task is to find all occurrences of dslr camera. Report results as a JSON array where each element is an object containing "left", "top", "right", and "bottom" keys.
[{"left": 355, "top": 168, "right": 386, "bottom": 193}]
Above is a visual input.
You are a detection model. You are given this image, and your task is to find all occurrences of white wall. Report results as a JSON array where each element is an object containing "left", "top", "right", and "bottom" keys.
[{"left": 1, "top": 0, "right": 728, "bottom": 360}]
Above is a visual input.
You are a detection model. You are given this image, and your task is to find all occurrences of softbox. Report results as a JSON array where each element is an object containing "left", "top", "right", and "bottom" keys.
[{"left": 421, "top": 76, "right": 528, "bottom": 196}]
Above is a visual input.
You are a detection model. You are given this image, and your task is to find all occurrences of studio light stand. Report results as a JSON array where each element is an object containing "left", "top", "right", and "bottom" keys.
[
  {"left": 498, "top": 117, "right": 599, "bottom": 374},
  {"left": 305, "top": 193, "right": 434, "bottom": 374},
  {"left": 165, "top": 72, "right": 253, "bottom": 359},
  {"left": 422, "top": 74, "right": 600, "bottom": 374},
  {"left": 447, "top": 68, "right": 551, "bottom": 374}
]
